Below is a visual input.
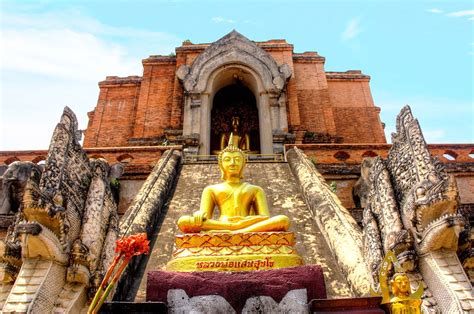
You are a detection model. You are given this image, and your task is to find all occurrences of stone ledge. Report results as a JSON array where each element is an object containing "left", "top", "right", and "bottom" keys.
[
  {"left": 142, "top": 56, "right": 177, "bottom": 65},
  {"left": 100, "top": 302, "right": 167, "bottom": 313},
  {"left": 310, "top": 297, "right": 384, "bottom": 313},
  {"left": 147, "top": 265, "right": 326, "bottom": 313},
  {"left": 98, "top": 76, "right": 142, "bottom": 86},
  {"left": 326, "top": 70, "right": 371, "bottom": 81},
  {"left": 293, "top": 52, "right": 326, "bottom": 63}
]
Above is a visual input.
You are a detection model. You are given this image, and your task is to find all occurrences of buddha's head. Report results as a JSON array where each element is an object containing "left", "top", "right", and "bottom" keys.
[
  {"left": 218, "top": 144, "right": 246, "bottom": 180},
  {"left": 391, "top": 273, "right": 411, "bottom": 298},
  {"left": 231, "top": 116, "right": 240, "bottom": 132}
]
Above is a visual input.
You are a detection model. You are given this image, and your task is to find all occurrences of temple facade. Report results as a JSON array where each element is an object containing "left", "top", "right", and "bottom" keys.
[
  {"left": 0, "top": 31, "right": 473, "bottom": 313},
  {"left": 84, "top": 31, "right": 386, "bottom": 155}
]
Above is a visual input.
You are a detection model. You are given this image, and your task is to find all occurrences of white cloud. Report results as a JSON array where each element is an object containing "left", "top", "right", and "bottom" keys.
[
  {"left": 212, "top": 16, "right": 236, "bottom": 24},
  {"left": 447, "top": 10, "right": 474, "bottom": 17},
  {"left": 423, "top": 129, "right": 446, "bottom": 142},
  {"left": 426, "top": 8, "right": 444, "bottom": 14},
  {"left": 341, "top": 18, "right": 363, "bottom": 41},
  {"left": 1, "top": 11, "right": 181, "bottom": 82},
  {"left": 377, "top": 96, "right": 473, "bottom": 144},
  {"left": 2, "top": 28, "right": 139, "bottom": 81},
  {"left": 0, "top": 10, "right": 181, "bottom": 150}
]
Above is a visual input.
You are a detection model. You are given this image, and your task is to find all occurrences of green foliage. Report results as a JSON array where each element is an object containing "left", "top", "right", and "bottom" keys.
[
  {"left": 110, "top": 178, "right": 120, "bottom": 190},
  {"left": 304, "top": 131, "right": 315, "bottom": 139},
  {"left": 168, "top": 52, "right": 176, "bottom": 57},
  {"left": 329, "top": 181, "right": 337, "bottom": 193}
]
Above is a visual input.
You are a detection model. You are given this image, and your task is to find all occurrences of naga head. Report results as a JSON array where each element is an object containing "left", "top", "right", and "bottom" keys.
[
  {"left": 401, "top": 166, "right": 464, "bottom": 254},
  {"left": 387, "top": 106, "right": 465, "bottom": 254}
]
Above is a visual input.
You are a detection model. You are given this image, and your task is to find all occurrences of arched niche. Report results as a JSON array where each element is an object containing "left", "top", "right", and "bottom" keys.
[
  {"left": 210, "top": 83, "right": 260, "bottom": 154},
  {"left": 178, "top": 31, "right": 291, "bottom": 155}
]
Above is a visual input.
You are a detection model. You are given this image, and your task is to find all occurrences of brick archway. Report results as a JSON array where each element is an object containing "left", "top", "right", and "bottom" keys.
[{"left": 177, "top": 31, "right": 291, "bottom": 155}]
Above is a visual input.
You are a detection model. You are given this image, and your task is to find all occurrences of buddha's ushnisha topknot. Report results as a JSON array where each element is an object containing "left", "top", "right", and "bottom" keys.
[{"left": 217, "top": 132, "right": 246, "bottom": 163}]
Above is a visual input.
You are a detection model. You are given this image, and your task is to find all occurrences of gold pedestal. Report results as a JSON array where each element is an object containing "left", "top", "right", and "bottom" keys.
[{"left": 165, "top": 232, "right": 303, "bottom": 272}]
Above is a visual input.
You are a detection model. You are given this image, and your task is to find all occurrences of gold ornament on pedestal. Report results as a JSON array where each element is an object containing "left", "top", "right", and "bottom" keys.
[{"left": 371, "top": 251, "right": 423, "bottom": 314}]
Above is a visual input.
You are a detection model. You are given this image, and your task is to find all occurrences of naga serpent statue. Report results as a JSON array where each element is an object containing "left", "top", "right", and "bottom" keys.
[
  {"left": 0, "top": 107, "right": 120, "bottom": 313},
  {"left": 357, "top": 106, "right": 473, "bottom": 313}
]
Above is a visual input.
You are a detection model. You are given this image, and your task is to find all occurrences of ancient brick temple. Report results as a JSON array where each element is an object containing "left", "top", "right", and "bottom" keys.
[
  {"left": 84, "top": 30, "right": 386, "bottom": 155},
  {"left": 0, "top": 30, "right": 473, "bottom": 313}
]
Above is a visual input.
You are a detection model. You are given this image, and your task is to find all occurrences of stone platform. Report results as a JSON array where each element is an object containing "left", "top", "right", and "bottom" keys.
[
  {"left": 147, "top": 265, "right": 326, "bottom": 313},
  {"left": 166, "top": 231, "right": 303, "bottom": 272}
]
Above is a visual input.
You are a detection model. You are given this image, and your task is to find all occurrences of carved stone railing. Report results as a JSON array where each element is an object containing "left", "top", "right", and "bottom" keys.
[
  {"left": 182, "top": 153, "right": 285, "bottom": 164},
  {"left": 0, "top": 146, "right": 182, "bottom": 179},
  {"left": 286, "top": 147, "right": 372, "bottom": 296},
  {"left": 284, "top": 143, "right": 474, "bottom": 164},
  {"left": 2, "top": 144, "right": 470, "bottom": 175},
  {"left": 114, "top": 149, "right": 182, "bottom": 300}
]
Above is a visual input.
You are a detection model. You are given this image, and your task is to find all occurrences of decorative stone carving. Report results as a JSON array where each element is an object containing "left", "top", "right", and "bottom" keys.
[
  {"left": 352, "top": 157, "right": 375, "bottom": 209},
  {"left": 114, "top": 149, "right": 181, "bottom": 299},
  {"left": 387, "top": 107, "right": 463, "bottom": 254},
  {"left": 0, "top": 161, "right": 42, "bottom": 215},
  {"left": 178, "top": 31, "right": 291, "bottom": 155},
  {"left": 362, "top": 157, "right": 416, "bottom": 276},
  {"left": 1, "top": 107, "right": 120, "bottom": 313},
  {"left": 178, "top": 30, "right": 291, "bottom": 96},
  {"left": 287, "top": 147, "right": 372, "bottom": 296},
  {"left": 359, "top": 106, "right": 472, "bottom": 313}
]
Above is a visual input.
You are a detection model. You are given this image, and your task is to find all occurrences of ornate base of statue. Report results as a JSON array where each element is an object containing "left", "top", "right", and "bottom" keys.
[
  {"left": 165, "top": 231, "right": 303, "bottom": 272},
  {"left": 148, "top": 265, "right": 326, "bottom": 313}
]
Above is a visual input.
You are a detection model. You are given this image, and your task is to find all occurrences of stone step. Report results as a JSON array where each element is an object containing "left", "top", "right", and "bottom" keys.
[{"left": 132, "top": 162, "right": 352, "bottom": 301}]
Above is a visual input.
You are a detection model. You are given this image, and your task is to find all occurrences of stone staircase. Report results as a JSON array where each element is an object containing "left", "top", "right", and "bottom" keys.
[
  {"left": 130, "top": 162, "right": 352, "bottom": 301},
  {"left": 3, "top": 259, "right": 65, "bottom": 313},
  {"left": 53, "top": 282, "right": 87, "bottom": 313}
]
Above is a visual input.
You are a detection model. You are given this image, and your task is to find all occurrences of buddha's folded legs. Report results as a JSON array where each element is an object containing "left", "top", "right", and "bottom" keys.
[
  {"left": 177, "top": 215, "right": 289, "bottom": 233},
  {"left": 235, "top": 215, "right": 290, "bottom": 233}
]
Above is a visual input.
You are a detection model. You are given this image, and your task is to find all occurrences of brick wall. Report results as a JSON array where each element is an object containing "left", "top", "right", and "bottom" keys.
[
  {"left": 327, "top": 74, "right": 386, "bottom": 143},
  {"left": 84, "top": 77, "right": 141, "bottom": 147},
  {"left": 132, "top": 57, "right": 177, "bottom": 139},
  {"left": 81, "top": 38, "right": 392, "bottom": 148},
  {"left": 293, "top": 54, "right": 336, "bottom": 136}
]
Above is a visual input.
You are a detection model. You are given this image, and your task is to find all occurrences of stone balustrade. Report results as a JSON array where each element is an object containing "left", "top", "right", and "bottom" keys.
[
  {"left": 0, "top": 145, "right": 182, "bottom": 179},
  {"left": 284, "top": 143, "right": 474, "bottom": 164}
]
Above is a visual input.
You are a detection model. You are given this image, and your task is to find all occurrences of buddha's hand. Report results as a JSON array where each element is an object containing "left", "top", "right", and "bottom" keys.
[
  {"left": 227, "top": 216, "right": 245, "bottom": 222},
  {"left": 192, "top": 211, "right": 207, "bottom": 226}
]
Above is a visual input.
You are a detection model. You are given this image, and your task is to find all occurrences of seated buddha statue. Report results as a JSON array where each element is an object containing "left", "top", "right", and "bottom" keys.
[
  {"left": 219, "top": 116, "right": 250, "bottom": 152},
  {"left": 178, "top": 134, "right": 289, "bottom": 233}
]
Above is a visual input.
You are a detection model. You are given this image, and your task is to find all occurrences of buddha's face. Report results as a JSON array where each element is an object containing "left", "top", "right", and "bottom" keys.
[
  {"left": 231, "top": 117, "right": 240, "bottom": 130},
  {"left": 393, "top": 274, "right": 410, "bottom": 295},
  {"left": 220, "top": 151, "right": 244, "bottom": 177}
]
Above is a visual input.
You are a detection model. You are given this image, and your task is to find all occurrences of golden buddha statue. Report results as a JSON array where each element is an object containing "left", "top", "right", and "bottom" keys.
[
  {"left": 219, "top": 116, "right": 250, "bottom": 152},
  {"left": 167, "top": 136, "right": 302, "bottom": 272},
  {"left": 372, "top": 251, "right": 423, "bottom": 314},
  {"left": 178, "top": 134, "right": 289, "bottom": 233},
  {"left": 389, "top": 273, "right": 422, "bottom": 314}
]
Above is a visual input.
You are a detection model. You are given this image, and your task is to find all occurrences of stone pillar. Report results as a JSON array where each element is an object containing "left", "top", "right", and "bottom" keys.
[
  {"left": 258, "top": 94, "right": 273, "bottom": 155},
  {"left": 199, "top": 94, "right": 211, "bottom": 155}
]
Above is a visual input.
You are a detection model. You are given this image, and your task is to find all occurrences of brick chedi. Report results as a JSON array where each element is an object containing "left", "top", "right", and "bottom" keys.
[{"left": 84, "top": 31, "right": 386, "bottom": 154}]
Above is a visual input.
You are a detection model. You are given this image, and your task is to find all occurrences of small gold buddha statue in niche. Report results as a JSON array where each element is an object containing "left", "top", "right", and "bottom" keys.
[
  {"left": 178, "top": 134, "right": 289, "bottom": 233},
  {"left": 372, "top": 251, "right": 423, "bottom": 314},
  {"left": 389, "top": 273, "right": 422, "bottom": 314},
  {"left": 220, "top": 116, "right": 250, "bottom": 151}
]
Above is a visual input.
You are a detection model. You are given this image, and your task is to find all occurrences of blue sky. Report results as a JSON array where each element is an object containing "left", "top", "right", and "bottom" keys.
[{"left": 1, "top": 0, "right": 473, "bottom": 150}]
